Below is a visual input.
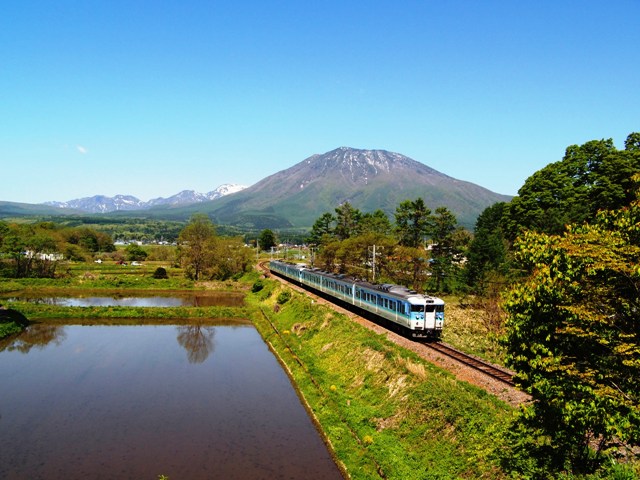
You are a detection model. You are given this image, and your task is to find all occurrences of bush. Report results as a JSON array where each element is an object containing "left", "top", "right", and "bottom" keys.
[
  {"left": 251, "top": 280, "right": 265, "bottom": 293},
  {"left": 152, "top": 267, "right": 168, "bottom": 279},
  {"left": 276, "top": 291, "right": 291, "bottom": 305}
]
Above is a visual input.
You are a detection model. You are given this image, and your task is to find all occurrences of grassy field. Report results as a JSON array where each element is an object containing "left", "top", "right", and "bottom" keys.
[
  {"left": 248, "top": 277, "right": 512, "bottom": 479},
  {"left": 0, "top": 261, "right": 197, "bottom": 293}
]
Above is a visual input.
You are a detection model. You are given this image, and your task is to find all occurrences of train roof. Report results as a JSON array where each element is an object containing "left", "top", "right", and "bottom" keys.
[{"left": 273, "top": 261, "right": 444, "bottom": 305}]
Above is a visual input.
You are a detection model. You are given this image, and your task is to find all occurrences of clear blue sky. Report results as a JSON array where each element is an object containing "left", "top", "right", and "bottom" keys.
[{"left": 2, "top": 1, "right": 638, "bottom": 204}]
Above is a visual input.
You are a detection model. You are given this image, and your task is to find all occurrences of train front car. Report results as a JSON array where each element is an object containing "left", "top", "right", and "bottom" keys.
[
  {"left": 423, "top": 296, "right": 445, "bottom": 339},
  {"left": 402, "top": 291, "right": 444, "bottom": 339}
]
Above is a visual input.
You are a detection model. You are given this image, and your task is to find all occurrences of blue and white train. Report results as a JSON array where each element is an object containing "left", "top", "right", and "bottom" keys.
[{"left": 269, "top": 260, "right": 444, "bottom": 339}]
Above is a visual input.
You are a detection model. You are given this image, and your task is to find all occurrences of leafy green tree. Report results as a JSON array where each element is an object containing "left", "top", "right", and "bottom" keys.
[
  {"left": 208, "top": 237, "right": 254, "bottom": 280},
  {"left": 428, "top": 207, "right": 468, "bottom": 292},
  {"left": 394, "top": 198, "right": 432, "bottom": 248},
  {"left": 501, "top": 191, "right": 640, "bottom": 476},
  {"left": 465, "top": 202, "right": 509, "bottom": 291},
  {"left": 0, "top": 223, "right": 61, "bottom": 278},
  {"left": 506, "top": 133, "right": 640, "bottom": 240},
  {"left": 125, "top": 244, "right": 148, "bottom": 262},
  {"left": 258, "top": 229, "right": 277, "bottom": 252},
  {"left": 386, "top": 245, "right": 431, "bottom": 292},
  {"left": 178, "top": 214, "right": 217, "bottom": 280}
]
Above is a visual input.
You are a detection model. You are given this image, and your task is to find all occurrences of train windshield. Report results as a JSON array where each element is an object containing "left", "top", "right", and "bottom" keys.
[
  {"left": 410, "top": 304, "right": 424, "bottom": 312},
  {"left": 435, "top": 305, "right": 444, "bottom": 313}
]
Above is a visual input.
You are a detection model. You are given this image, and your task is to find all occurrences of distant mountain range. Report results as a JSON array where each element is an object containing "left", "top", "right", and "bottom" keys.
[
  {"left": 143, "top": 147, "right": 512, "bottom": 229},
  {"left": 42, "top": 184, "right": 247, "bottom": 214},
  {"left": 1, "top": 148, "right": 512, "bottom": 229}
]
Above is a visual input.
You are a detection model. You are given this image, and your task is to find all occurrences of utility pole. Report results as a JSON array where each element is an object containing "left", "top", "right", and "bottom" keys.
[{"left": 368, "top": 245, "right": 377, "bottom": 282}]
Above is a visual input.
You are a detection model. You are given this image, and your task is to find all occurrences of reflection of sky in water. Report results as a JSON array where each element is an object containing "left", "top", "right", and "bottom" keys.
[
  {"left": 63, "top": 296, "right": 186, "bottom": 306},
  {"left": 0, "top": 325, "right": 341, "bottom": 480},
  {"left": 1, "top": 293, "right": 244, "bottom": 307}
]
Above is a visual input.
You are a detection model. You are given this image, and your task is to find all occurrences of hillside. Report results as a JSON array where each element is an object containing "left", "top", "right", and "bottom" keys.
[
  {"left": 168, "top": 147, "right": 511, "bottom": 229},
  {"left": 1, "top": 148, "right": 511, "bottom": 229},
  {"left": 0, "top": 201, "right": 79, "bottom": 218}
]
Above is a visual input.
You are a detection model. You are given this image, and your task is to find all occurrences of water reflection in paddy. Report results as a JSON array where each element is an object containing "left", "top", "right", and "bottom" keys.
[
  {"left": 1, "top": 291, "right": 245, "bottom": 307},
  {"left": 0, "top": 323, "right": 342, "bottom": 480}
]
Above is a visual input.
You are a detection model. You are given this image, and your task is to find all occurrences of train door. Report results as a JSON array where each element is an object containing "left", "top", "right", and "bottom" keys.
[{"left": 424, "top": 304, "right": 436, "bottom": 330}]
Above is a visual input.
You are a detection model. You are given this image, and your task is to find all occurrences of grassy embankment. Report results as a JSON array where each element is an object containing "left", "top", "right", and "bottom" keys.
[
  {"left": 247, "top": 275, "right": 512, "bottom": 479},
  {"left": 2, "top": 262, "right": 514, "bottom": 477}
]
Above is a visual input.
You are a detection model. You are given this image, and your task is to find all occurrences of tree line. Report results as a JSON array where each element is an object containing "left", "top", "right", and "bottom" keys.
[
  {"left": 0, "top": 221, "right": 115, "bottom": 277},
  {"left": 299, "top": 200, "right": 470, "bottom": 293},
  {"left": 0, "top": 215, "right": 254, "bottom": 282},
  {"left": 261, "top": 132, "right": 640, "bottom": 478}
]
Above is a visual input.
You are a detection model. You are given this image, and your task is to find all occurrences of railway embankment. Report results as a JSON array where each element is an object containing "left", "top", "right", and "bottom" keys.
[{"left": 247, "top": 276, "right": 513, "bottom": 479}]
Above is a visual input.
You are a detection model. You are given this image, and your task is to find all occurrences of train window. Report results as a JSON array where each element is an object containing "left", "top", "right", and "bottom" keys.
[
  {"left": 411, "top": 305, "right": 423, "bottom": 312},
  {"left": 426, "top": 305, "right": 435, "bottom": 313},
  {"left": 436, "top": 305, "right": 444, "bottom": 312}
]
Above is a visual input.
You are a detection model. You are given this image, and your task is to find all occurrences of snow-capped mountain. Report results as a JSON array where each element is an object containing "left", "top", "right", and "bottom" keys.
[
  {"left": 43, "top": 184, "right": 247, "bottom": 213},
  {"left": 185, "top": 147, "right": 512, "bottom": 229}
]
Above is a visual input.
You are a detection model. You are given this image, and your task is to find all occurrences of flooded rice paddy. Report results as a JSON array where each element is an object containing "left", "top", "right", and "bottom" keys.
[
  {"left": 0, "top": 291, "right": 245, "bottom": 307},
  {"left": 0, "top": 323, "right": 342, "bottom": 479}
]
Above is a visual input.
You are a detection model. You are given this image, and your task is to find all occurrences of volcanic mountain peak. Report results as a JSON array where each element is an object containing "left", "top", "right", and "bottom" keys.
[{"left": 296, "top": 147, "right": 442, "bottom": 186}]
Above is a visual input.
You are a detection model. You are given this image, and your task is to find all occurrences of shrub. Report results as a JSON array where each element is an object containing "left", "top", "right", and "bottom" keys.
[
  {"left": 276, "top": 291, "right": 291, "bottom": 305},
  {"left": 251, "top": 280, "right": 265, "bottom": 293},
  {"left": 152, "top": 267, "right": 169, "bottom": 279}
]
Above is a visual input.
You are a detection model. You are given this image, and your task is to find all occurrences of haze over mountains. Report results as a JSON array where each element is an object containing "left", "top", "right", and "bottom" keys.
[{"left": 2, "top": 147, "right": 512, "bottom": 229}]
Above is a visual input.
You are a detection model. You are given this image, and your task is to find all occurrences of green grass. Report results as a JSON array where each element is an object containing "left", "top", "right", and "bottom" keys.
[
  {"left": 248, "top": 280, "right": 512, "bottom": 479},
  {"left": 1, "top": 261, "right": 196, "bottom": 291},
  {"left": 3, "top": 301, "right": 250, "bottom": 322}
]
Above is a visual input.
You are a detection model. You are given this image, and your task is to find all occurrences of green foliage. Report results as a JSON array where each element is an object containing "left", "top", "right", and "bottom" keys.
[
  {"left": 258, "top": 228, "right": 277, "bottom": 252},
  {"left": 177, "top": 215, "right": 254, "bottom": 281},
  {"left": 394, "top": 198, "right": 432, "bottom": 248},
  {"left": 505, "top": 132, "right": 640, "bottom": 240},
  {"left": 178, "top": 214, "right": 217, "bottom": 280},
  {"left": 307, "top": 212, "right": 336, "bottom": 244},
  {"left": 501, "top": 192, "right": 640, "bottom": 476},
  {"left": 251, "top": 279, "right": 265, "bottom": 293},
  {"left": 427, "top": 207, "right": 470, "bottom": 292},
  {"left": 0, "top": 320, "right": 25, "bottom": 339},
  {"left": 124, "top": 244, "right": 148, "bottom": 261},
  {"left": 0, "top": 307, "right": 29, "bottom": 339},
  {"left": 152, "top": 267, "right": 168, "bottom": 279},
  {"left": 276, "top": 290, "right": 291, "bottom": 305},
  {"left": 334, "top": 202, "right": 362, "bottom": 240},
  {"left": 465, "top": 202, "right": 510, "bottom": 291},
  {"left": 0, "top": 221, "right": 117, "bottom": 278},
  {"left": 309, "top": 201, "right": 470, "bottom": 293}
]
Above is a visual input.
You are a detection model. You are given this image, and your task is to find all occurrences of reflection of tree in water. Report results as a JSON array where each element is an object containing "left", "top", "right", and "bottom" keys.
[
  {"left": 176, "top": 324, "right": 216, "bottom": 364},
  {"left": 0, "top": 324, "right": 66, "bottom": 353}
]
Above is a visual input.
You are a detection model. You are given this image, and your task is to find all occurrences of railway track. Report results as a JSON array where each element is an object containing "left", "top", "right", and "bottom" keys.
[
  {"left": 424, "top": 341, "right": 516, "bottom": 386},
  {"left": 258, "top": 259, "right": 518, "bottom": 390}
]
